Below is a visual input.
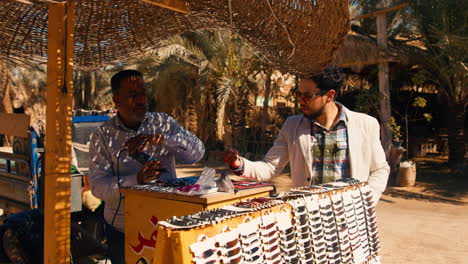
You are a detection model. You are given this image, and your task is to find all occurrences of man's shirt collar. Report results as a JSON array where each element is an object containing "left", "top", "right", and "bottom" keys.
[
  {"left": 308, "top": 102, "right": 348, "bottom": 131},
  {"left": 114, "top": 112, "right": 150, "bottom": 133}
]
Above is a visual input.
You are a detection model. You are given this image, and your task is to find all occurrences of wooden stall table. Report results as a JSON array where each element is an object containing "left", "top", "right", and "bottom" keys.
[{"left": 121, "top": 185, "right": 274, "bottom": 264}]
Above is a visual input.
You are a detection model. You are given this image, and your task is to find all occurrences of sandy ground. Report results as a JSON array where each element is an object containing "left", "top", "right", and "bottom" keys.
[
  {"left": 377, "top": 195, "right": 468, "bottom": 264},
  {"left": 176, "top": 161, "right": 468, "bottom": 264}
]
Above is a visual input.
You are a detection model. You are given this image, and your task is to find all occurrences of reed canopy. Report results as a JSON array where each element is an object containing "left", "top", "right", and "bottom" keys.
[{"left": 0, "top": 0, "right": 350, "bottom": 77}]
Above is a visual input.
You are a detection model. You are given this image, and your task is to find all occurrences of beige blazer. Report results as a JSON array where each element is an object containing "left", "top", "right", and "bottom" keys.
[{"left": 241, "top": 106, "right": 389, "bottom": 203}]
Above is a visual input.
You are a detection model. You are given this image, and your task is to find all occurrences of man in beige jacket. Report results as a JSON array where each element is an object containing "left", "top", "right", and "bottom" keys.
[{"left": 224, "top": 67, "right": 389, "bottom": 204}]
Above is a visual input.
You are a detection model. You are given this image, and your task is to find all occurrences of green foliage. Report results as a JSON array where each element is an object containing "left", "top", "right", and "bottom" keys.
[
  {"left": 354, "top": 85, "right": 381, "bottom": 114},
  {"left": 410, "top": 0, "right": 467, "bottom": 104},
  {"left": 412, "top": 97, "right": 427, "bottom": 108},
  {"left": 350, "top": 0, "right": 413, "bottom": 38},
  {"left": 423, "top": 113, "right": 433, "bottom": 122},
  {"left": 147, "top": 30, "right": 268, "bottom": 148},
  {"left": 411, "top": 71, "right": 429, "bottom": 86},
  {"left": 388, "top": 116, "right": 402, "bottom": 142},
  {"left": 411, "top": 97, "right": 432, "bottom": 122}
]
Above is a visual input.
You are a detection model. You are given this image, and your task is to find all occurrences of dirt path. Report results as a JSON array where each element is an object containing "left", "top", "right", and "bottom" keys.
[
  {"left": 176, "top": 160, "right": 468, "bottom": 264},
  {"left": 377, "top": 195, "right": 468, "bottom": 264}
]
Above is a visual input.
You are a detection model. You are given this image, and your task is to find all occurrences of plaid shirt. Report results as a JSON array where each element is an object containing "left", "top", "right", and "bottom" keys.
[{"left": 310, "top": 103, "right": 351, "bottom": 183}]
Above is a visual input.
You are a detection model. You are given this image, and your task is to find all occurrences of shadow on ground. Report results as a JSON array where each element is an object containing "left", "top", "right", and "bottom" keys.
[
  {"left": 385, "top": 155, "right": 468, "bottom": 204},
  {"left": 383, "top": 188, "right": 467, "bottom": 205}
]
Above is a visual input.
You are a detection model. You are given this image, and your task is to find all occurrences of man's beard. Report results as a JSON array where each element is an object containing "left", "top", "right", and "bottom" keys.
[{"left": 305, "top": 104, "right": 325, "bottom": 119}]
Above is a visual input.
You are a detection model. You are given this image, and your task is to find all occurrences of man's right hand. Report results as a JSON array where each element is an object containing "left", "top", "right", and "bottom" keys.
[
  {"left": 125, "top": 134, "right": 164, "bottom": 156},
  {"left": 223, "top": 148, "right": 241, "bottom": 169},
  {"left": 136, "top": 160, "right": 165, "bottom": 184}
]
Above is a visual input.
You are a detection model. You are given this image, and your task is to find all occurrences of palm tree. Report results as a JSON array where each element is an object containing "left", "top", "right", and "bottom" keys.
[
  {"left": 410, "top": 0, "right": 467, "bottom": 170},
  {"left": 0, "top": 63, "right": 14, "bottom": 146},
  {"left": 351, "top": 0, "right": 414, "bottom": 39},
  {"left": 73, "top": 64, "right": 122, "bottom": 111},
  {"left": 151, "top": 31, "right": 264, "bottom": 150}
]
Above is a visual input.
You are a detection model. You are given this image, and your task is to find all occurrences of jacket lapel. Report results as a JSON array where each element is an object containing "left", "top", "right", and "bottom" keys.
[
  {"left": 296, "top": 115, "right": 312, "bottom": 172},
  {"left": 344, "top": 107, "right": 360, "bottom": 178}
]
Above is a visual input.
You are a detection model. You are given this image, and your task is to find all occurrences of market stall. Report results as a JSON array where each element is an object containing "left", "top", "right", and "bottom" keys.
[
  {"left": 0, "top": 0, "right": 351, "bottom": 263},
  {"left": 153, "top": 181, "right": 381, "bottom": 264},
  {"left": 121, "top": 183, "right": 274, "bottom": 263}
]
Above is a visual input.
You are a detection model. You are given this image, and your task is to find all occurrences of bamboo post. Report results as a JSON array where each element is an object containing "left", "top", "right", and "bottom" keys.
[
  {"left": 351, "top": 2, "right": 409, "bottom": 155},
  {"left": 44, "top": 1, "right": 75, "bottom": 263},
  {"left": 140, "top": 0, "right": 189, "bottom": 13},
  {"left": 351, "top": 3, "right": 409, "bottom": 21},
  {"left": 376, "top": 2, "right": 393, "bottom": 157}
]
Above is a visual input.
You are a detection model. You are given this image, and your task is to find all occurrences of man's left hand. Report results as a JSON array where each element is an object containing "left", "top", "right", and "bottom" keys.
[{"left": 136, "top": 160, "right": 166, "bottom": 184}]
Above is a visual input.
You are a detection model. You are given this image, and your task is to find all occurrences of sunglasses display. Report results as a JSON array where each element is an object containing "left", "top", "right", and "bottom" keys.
[
  {"left": 190, "top": 235, "right": 221, "bottom": 264},
  {"left": 163, "top": 179, "right": 382, "bottom": 264}
]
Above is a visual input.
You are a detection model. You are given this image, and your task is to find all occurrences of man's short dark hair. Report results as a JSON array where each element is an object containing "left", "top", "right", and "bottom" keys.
[
  {"left": 111, "top": 70, "right": 143, "bottom": 95},
  {"left": 307, "top": 66, "right": 344, "bottom": 93}
]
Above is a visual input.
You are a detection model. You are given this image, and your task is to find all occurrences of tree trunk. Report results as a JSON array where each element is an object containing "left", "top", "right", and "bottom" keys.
[
  {"left": 82, "top": 71, "right": 96, "bottom": 109},
  {"left": 376, "top": 2, "right": 393, "bottom": 158},
  {"left": 89, "top": 71, "right": 96, "bottom": 104},
  {"left": 75, "top": 71, "right": 84, "bottom": 109},
  {"left": 232, "top": 83, "right": 249, "bottom": 153},
  {"left": 262, "top": 73, "right": 272, "bottom": 131},
  {"left": 200, "top": 83, "right": 217, "bottom": 150},
  {"left": 0, "top": 67, "right": 14, "bottom": 146},
  {"left": 446, "top": 101, "right": 466, "bottom": 171},
  {"left": 185, "top": 87, "right": 198, "bottom": 134}
]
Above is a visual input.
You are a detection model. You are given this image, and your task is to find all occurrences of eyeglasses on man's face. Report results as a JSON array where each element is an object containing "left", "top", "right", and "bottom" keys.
[{"left": 291, "top": 89, "right": 327, "bottom": 101}]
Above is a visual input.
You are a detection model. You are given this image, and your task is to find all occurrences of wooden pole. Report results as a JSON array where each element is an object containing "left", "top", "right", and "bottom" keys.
[
  {"left": 44, "top": 1, "right": 75, "bottom": 263},
  {"left": 352, "top": 3, "right": 409, "bottom": 21},
  {"left": 140, "top": 0, "right": 189, "bottom": 13},
  {"left": 376, "top": 2, "right": 393, "bottom": 156}
]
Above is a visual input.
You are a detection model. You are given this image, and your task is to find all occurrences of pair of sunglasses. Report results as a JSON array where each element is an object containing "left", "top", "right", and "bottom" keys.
[
  {"left": 244, "top": 246, "right": 260, "bottom": 255},
  {"left": 244, "top": 254, "right": 262, "bottom": 263},
  {"left": 281, "top": 238, "right": 297, "bottom": 251},
  {"left": 224, "top": 246, "right": 241, "bottom": 258},
  {"left": 199, "top": 248, "right": 217, "bottom": 259},
  {"left": 192, "top": 248, "right": 219, "bottom": 264},
  {"left": 322, "top": 210, "right": 335, "bottom": 218},
  {"left": 240, "top": 231, "right": 258, "bottom": 241},
  {"left": 320, "top": 204, "right": 333, "bottom": 211},
  {"left": 261, "top": 221, "right": 276, "bottom": 230},
  {"left": 224, "top": 256, "right": 241, "bottom": 264},
  {"left": 310, "top": 215, "right": 322, "bottom": 223},
  {"left": 243, "top": 237, "right": 261, "bottom": 248},
  {"left": 221, "top": 238, "right": 240, "bottom": 250}
]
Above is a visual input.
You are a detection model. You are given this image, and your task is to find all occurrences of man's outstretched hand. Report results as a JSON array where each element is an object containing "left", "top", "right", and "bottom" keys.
[
  {"left": 137, "top": 160, "right": 166, "bottom": 184},
  {"left": 223, "top": 148, "right": 242, "bottom": 169},
  {"left": 124, "top": 134, "right": 164, "bottom": 156}
]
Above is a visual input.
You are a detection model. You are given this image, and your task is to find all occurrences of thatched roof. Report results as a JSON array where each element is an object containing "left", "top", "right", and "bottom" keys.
[
  {"left": 333, "top": 31, "right": 427, "bottom": 72},
  {"left": 0, "top": 0, "right": 350, "bottom": 77}
]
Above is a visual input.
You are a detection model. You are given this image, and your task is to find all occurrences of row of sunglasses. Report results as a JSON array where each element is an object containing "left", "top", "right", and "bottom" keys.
[
  {"left": 162, "top": 179, "right": 368, "bottom": 229},
  {"left": 163, "top": 197, "right": 284, "bottom": 228},
  {"left": 160, "top": 180, "right": 382, "bottom": 264},
  {"left": 283, "top": 183, "right": 381, "bottom": 264}
]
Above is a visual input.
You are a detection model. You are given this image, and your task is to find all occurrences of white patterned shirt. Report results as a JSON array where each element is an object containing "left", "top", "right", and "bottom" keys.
[{"left": 89, "top": 112, "right": 205, "bottom": 231}]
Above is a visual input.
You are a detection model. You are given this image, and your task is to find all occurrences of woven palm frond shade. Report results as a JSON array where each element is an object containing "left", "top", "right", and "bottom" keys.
[{"left": 0, "top": 0, "right": 349, "bottom": 77}]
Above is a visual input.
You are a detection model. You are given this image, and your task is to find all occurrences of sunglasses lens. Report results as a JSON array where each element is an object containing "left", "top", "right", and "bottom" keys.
[
  {"left": 243, "top": 238, "right": 259, "bottom": 247},
  {"left": 202, "top": 249, "right": 215, "bottom": 258},
  {"left": 226, "top": 239, "right": 238, "bottom": 249},
  {"left": 247, "top": 247, "right": 259, "bottom": 254},
  {"left": 287, "top": 248, "right": 297, "bottom": 256},
  {"left": 227, "top": 255, "right": 242, "bottom": 264},
  {"left": 227, "top": 247, "right": 240, "bottom": 257}
]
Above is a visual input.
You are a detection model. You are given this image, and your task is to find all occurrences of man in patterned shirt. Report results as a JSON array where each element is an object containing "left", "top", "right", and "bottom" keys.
[
  {"left": 224, "top": 67, "right": 389, "bottom": 204},
  {"left": 89, "top": 70, "right": 205, "bottom": 264}
]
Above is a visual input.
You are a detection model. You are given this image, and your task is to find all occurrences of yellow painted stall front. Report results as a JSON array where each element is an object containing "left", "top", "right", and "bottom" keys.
[
  {"left": 121, "top": 186, "right": 274, "bottom": 264},
  {"left": 153, "top": 203, "right": 291, "bottom": 264}
]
